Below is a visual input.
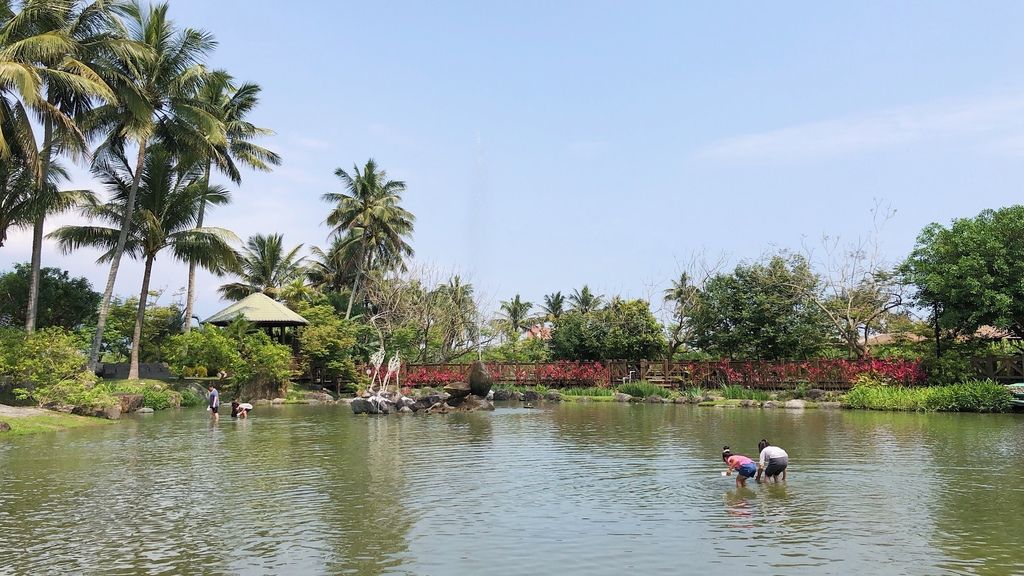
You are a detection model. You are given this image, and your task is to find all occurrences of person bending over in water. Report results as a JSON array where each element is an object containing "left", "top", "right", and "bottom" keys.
[
  {"left": 756, "top": 439, "right": 788, "bottom": 483},
  {"left": 722, "top": 446, "right": 758, "bottom": 488},
  {"left": 230, "top": 399, "right": 250, "bottom": 419}
]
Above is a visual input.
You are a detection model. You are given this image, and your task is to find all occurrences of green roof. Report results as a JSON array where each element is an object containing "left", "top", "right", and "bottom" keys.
[{"left": 203, "top": 293, "right": 309, "bottom": 326}]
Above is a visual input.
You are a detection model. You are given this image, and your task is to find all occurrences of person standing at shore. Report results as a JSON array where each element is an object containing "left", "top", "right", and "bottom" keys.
[
  {"left": 208, "top": 385, "right": 220, "bottom": 421},
  {"left": 756, "top": 439, "right": 788, "bottom": 483}
]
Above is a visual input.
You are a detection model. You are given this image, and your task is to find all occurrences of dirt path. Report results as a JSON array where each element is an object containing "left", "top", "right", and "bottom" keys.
[{"left": 0, "top": 404, "right": 48, "bottom": 418}]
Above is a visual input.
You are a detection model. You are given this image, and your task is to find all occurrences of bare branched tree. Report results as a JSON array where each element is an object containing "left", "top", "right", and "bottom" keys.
[{"left": 797, "top": 201, "right": 908, "bottom": 358}]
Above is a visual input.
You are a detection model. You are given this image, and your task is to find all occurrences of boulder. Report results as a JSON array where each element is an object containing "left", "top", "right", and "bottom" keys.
[
  {"left": 460, "top": 394, "right": 495, "bottom": 411},
  {"left": 784, "top": 399, "right": 807, "bottom": 410},
  {"left": 673, "top": 396, "right": 689, "bottom": 404},
  {"left": 399, "top": 396, "right": 418, "bottom": 411},
  {"left": 304, "top": 391, "right": 335, "bottom": 404},
  {"left": 443, "top": 382, "right": 472, "bottom": 399},
  {"left": 72, "top": 404, "right": 121, "bottom": 420},
  {"left": 137, "top": 407, "right": 154, "bottom": 414},
  {"left": 613, "top": 393, "right": 632, "bottom": 403},
  {"left": 521, "top": 390, "right": 543, "bottom": 402},
  {"left": 739, "top": 399, "right": 760, "bottom": 408},
  {"left": 426, "top": 402, "right": 453, "bottom": 414},
  {"left": 492, "top": 389, "right": 515, "bottom": 401},
  {"left": 399, "top": 406, "right": 414, "bottom": 414},
  {"left": 468, "top": 361, "right": 493, "bottom": 397},
  {"left": 351, "top": 398, "right": 378, "bottom": 414},
  {"left": 818, "top": 401, "right": 843, "bottom": 410},
  {"left": 113, "top": 393, "right": 144, "bottom": 414},
  {"left": 807, "top": 388, "right": 827, "bottom": 400},
  {"left": 414, "top": 394, "right": 444, "bottom": 411},
  {"left": 544, "top": 390, "right": 562, "bottom": 402},
  {"left": 0, "top": 421, "right": 10, "bottom": 432},
  {"left": 763, "top": 401, "right": 779, "bottom": 409},
  {"left": 271, "top": 398, "right": 286, "bottom": 405},
  {"left": 644, "top": 395, "right": 664, "bottom": 404}
]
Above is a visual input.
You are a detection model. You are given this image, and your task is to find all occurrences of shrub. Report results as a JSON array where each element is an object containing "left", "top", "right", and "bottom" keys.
[
  {"left": 618, "top": 381, "right": 671, "bottom": 398},
  {"left": 178, "top": 388, "right": 204, "bottom": 407},
  {"left": 843, "top": 380, "right": 1012, "bottom": 412},
  {"left": 165, "top": 325, "right": 242, "bottom": 376},
  {"left": 234, "top": 332, "right": 294, "bottom": 399},
  {"left": 719, "top": 384, "right": 770, "bottom": 401},
  {"left": 2, "top": 327, "right": 116, "bottom": 409}
]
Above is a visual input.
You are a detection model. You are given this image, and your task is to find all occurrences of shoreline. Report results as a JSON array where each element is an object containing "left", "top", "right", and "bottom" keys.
[{"left": 0, "top": 404, "right": 116, "bottom": 437}]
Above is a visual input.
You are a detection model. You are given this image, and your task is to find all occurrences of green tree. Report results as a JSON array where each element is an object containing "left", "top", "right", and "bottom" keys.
[
  {"left": 499, "top": 294, "right": 532, "bottom": 338},
  {"left": 690, "top": 255, "right": 828, "bottom": 360},
  {"left": 904, "top": 206, "right": 1024, "bottom": 341},
  {"left": 218, "top": 233, "right": 305, "bottom": 301},
  {"left": 322, "top": 159, "right": 414, "bottom": 319},
  {"left": 663, "top": 272, "right": 701, "bottom": 359},
  {"left": 549, "top": 299, "right": 665, "bottom": 361},
  {"left": 541, "top": 291, "right": 565, "bottom": 321},
  {"left": 16, "top": 0, "right": 119, "bottom": 334},
  {"left": 296, "top": 303, "right": 359, "bottom": 391},
  {"left": 103, "top": 295, "right": 183, "bottom": 363},
  {"left": 181, "top": 73, "right": 280, "bottom": 332},
  {"left": 569, "top": 285, "right": 603, "bottom": 314},
  {"left": 51, "top": 145, "right": 236, "bottom": 379},
  {"left": 164, "top": 323, "right": 241, "bottom": 375},
  {"left": 0, "top": 263, "right": 99, "bottom": 329},
  {"left": 79, "top": 0, "right": 224, "bottom": 367}
]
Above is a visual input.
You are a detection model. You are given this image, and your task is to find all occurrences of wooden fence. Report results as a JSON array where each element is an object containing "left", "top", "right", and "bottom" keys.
[
  {"left": 402, "top": 358, "right": 930, "bottom": 390},
  {"left": 971, "top": 356, "right": 1024, "bottom": 383}
]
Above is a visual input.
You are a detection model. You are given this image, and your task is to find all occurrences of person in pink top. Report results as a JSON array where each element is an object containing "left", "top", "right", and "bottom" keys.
[{"left": 721, "top": 446, "right": 757, "bottom": 487}]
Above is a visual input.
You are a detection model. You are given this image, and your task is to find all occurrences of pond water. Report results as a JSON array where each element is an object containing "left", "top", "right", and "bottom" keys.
[{"left": 1, "top": 403, "right": 1023, "bottom": 575}]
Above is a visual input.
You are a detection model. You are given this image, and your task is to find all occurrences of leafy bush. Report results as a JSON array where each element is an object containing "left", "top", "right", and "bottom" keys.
[
  {"left": 618, "top": 381, "right": 671, "bottom": 398},
  {"left": 683, "top": 386, "right": 707, "bottom": 400},
  {"left": 844, "top": 380, "right": 1011, "bottom": 412},
  {"left": 103, "top": 380, "right": 182, "bottom": 410},
  {"left": 1, "top": 327, "right": 117, "bottom": 409},
  {"left": 165, "top": 325, "right": 242, "bottom": 376},
  {"left": 178, "top": 388, "right": 204, "bottom": 407},
  {"left": 234, "top": 332, "right": 294, "bottom": 399},
  {"left": 921, "top": 350, "right": 976, "bottom": 386}
]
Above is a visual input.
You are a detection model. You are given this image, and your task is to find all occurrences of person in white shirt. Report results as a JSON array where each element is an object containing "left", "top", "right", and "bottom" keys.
[{"left": 756, "top": 439, "right": 788, "bottom": 483}]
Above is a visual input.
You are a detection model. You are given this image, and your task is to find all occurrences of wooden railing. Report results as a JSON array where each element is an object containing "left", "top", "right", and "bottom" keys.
[
  {"left": 401, "top": 358, "right": 928, "bottom": 390},
  {"left": 971, "top": 356, "right": 1024, "bottom": 383}
]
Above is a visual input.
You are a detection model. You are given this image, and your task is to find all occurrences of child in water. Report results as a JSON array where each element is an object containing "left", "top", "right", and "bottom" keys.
[{"left": 722, "top": 446, "right": 758, "bottom": 488}]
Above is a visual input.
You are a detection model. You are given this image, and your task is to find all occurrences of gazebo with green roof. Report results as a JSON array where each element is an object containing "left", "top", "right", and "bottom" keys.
[{"left": 203, "top": 292, "right": 309, "bottom": 343}]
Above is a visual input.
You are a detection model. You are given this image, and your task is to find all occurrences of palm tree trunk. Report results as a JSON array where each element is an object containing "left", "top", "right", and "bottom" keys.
[
  {"left": 129, "top": 253, "right": 155, "bottom": 380},
  {"left": 25, "top": 98, "right": 55, "bottom": 333},
  {"left": 182, "top": 162, "right": 211, "bottom": 333},
  {"left": 90, "top": 139, "right": 148, "bottom": 368},
  {"left": 344, "top": 268, "right": 361, "bottom": 320}
]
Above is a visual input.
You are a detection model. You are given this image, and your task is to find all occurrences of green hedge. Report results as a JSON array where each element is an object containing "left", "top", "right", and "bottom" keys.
[{"left": 843, "top": 380, "right": 1012, "bottom": 412}]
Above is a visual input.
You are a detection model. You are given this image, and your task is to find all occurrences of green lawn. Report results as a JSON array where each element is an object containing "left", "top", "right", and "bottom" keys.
[{"left": 1, "top": 412, "right": 114, "bottom": 437}]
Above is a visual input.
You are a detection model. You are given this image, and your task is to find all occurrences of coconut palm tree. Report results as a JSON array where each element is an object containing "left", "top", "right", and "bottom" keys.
[
  {"left": 569, "top": 285, "right": 603, "bottom": 314},
  {"left": 51, "top": 145, "right": 236, "bottom": 379},
  {"left": 664, "top": 272, "right": 701, "bottom": 358},
  {"left": 218, "top": 233, "right": 305, "bottom": 301},
  {"left": 499, "top": 294, "right": 533, "bottom": 339},
  {"left": 541, "top": 291, "right": 565, "bottom": 321},
  {"left": 181, "top": 72, "right": 280, "bottom": 332},
  {"left": 322, "top": 159, "right": 414, "bottom": 319},
  {"left": 0, "top": 0, "right": 118, "bottom": 332},
  {"left": 78, "top": 0, "right": 224, "bottom": 365},
  {"left": 306, "top": 234, "right": 357, "bottom": 293}
]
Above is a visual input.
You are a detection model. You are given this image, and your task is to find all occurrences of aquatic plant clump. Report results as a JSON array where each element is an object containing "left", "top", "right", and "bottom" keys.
[{"left": 843, "top": 380, "right": 1012, "bottom": 412}]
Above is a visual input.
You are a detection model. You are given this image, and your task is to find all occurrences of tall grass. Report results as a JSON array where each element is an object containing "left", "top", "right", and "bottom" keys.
[
  {"left": 560, "top": 387, "right": 614, "bottom": 397},
  {"left": 719, "top": 385, "right": 771, "bottom": 401},
  {"left": 617, "top": 381, "right": 671, "bottom": 398},
  {"left": 843, "top": 380, "right": 1011, "bottom": 412}
]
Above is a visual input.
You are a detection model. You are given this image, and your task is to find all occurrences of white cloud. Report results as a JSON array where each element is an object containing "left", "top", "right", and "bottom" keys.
[{"left": 696, "top": 93, "right": 1024, "bottom": 162}]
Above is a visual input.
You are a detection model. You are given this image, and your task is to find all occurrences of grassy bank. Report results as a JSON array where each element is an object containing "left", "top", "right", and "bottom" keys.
[
  {"left": 1, "top": 411, "right": 115, "bottom": 437},
  {"left": 843, "top": 380, "right": 1012, "bottom": 412}
]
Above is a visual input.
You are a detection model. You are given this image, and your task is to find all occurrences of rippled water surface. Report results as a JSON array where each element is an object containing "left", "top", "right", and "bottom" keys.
[{"left": 2, "top": 403, "right": 1023, "bottom": 575}]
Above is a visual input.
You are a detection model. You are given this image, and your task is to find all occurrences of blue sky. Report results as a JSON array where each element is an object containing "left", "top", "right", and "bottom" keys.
[{"left": 4, "top": 1, "right": 1024, "bottom": 318}]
